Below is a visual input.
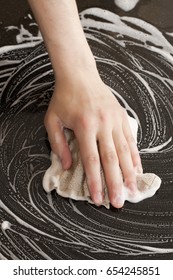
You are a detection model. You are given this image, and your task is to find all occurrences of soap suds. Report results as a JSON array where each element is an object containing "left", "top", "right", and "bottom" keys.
[
  {"left": 0, "top": 8, "right": 173, "bottom": 259},
  {"left": 114, "top": 0, "right": 140, "bottom": 11}
]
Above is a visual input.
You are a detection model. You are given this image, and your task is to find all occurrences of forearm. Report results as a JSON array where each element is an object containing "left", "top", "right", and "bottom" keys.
[{"left": 28, "top": 0, "right": 96, "bottom": 79}]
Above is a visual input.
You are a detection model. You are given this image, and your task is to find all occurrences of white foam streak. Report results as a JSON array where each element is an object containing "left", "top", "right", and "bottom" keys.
[
  {"left": 141, "top": 137, "right": 172, "bottom": 153},
  {"left": 0, "top": 7, "right": 173, "bottom": 260}
]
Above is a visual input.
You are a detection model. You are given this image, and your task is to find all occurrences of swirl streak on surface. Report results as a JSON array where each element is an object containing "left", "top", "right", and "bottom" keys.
[{"left": 0, "top": 8, "right": 173, "bottom": 259}]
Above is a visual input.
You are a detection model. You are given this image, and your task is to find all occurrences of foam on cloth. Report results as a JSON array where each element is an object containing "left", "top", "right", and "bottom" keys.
[{"left": 43, "top": 115, "right": 161, "bottom": 208}]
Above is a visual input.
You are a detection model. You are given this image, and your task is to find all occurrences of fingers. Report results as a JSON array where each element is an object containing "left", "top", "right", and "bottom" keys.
[
  {"left": 112, "top": 109, "right": 143, "bottom": 193},
  {"left": 98, "top": 132, "right": 124, "bottom": 208},
  {"left": 122, "top": 113, "right": 143, "bottom": 174},
  {"left": 113, "top": 125, "right": 137, "bottom": 192},
  {"left": 76, "top": 129, "right": 103, "bottom": 205},
  {"left": 73, "top": 112, "right": 142, "bottom": 208},
  {"left": 44, "top": 111, "right": 72, "bottom": 170}
]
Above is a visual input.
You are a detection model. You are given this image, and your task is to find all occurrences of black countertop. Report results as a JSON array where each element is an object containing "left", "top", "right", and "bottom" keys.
[
  {"left": 1, "top": 0, "right": 173, "bottom": 47},
  {"left": 0, "top": 0, "right": 173, "bottom": 260}
]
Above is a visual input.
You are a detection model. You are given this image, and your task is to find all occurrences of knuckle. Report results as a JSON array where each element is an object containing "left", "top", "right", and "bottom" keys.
[
  {"left": 126, "top": 134, "right": 136, "bottom": 144},
  {"left": 79, "top": 115, "right": 89, "bottom": 129},
  {"left": 102, "top": 150, "right": 117, "bottom": 163},
  {"left": 99, "top": 110, "right": 108, "bottom": 123},
  {"left": 125, "top": 168, "right": 135, "bottom": 177},
  {"left": 123, "top": 170, "right": 135, "bottom": 183},
  {"left": 117, "top": 142, "right": 129, "bottom": 154},
  {"left": 86, "top": 154, "right": 99, "bottom": 165},
  {"left": 79, "top": 116, "right": 95, "bottom": 131},
  {"left": 133, "top": 151, "right": 140, "bottom": 162}
]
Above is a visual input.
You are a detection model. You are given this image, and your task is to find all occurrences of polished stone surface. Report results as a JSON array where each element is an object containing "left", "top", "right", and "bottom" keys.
[{"left": 0, "top": 0, "right": 173, "bottom": 260}]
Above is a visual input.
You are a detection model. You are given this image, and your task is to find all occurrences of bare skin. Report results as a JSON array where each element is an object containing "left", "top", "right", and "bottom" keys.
[{"left": 28, "top": 0, "right": 143, "bottom": 208}]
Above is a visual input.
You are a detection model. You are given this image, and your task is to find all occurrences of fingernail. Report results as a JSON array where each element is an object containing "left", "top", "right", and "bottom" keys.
[
  {"left": 94, "top": 192, "right": 103, "bottom": 205},
  {"left": 113, "top": 194, "right": 124, "bottom": 208}
]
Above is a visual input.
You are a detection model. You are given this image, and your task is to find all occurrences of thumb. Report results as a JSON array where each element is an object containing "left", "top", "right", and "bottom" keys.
[{"left": 44, "top": 112, "right": 72, "bottom": 170}]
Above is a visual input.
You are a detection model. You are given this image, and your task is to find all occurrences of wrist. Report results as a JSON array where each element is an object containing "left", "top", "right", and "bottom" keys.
[{"left": 47, "top": 41, "right": 97, "bottom": 81}]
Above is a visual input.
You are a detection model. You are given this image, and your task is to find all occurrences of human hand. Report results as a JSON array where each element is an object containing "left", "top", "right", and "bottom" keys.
[{"left": 44, "top": 68, "right": 143, "bottom": 208}]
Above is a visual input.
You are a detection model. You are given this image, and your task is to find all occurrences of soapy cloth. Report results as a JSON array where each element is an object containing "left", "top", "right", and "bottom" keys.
[{"left": 43, "top": 115, "right": 161, "bottom": 208}]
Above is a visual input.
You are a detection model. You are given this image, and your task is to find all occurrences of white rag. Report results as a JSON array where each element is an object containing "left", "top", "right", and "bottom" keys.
[{"left": 43, "top": 116, "right": 161, "bottom": 208}]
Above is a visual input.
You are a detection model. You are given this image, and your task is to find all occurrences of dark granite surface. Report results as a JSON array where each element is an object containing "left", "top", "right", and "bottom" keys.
[
  {"left": 0, "top": 0, "right": 173, "bottom": 260},
  {"left": 1, "top": 0, "right": 173, "bottom": 47}
]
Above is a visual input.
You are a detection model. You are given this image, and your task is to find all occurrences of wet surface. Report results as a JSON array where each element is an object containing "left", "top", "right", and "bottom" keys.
[{"left": 0, "top": 0, "right": 173, "bottom": 259}]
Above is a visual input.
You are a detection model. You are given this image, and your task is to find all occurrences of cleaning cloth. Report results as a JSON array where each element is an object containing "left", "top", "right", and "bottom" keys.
[{"left": 43, "top": 115, "right": 161, "bottom": 208}]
